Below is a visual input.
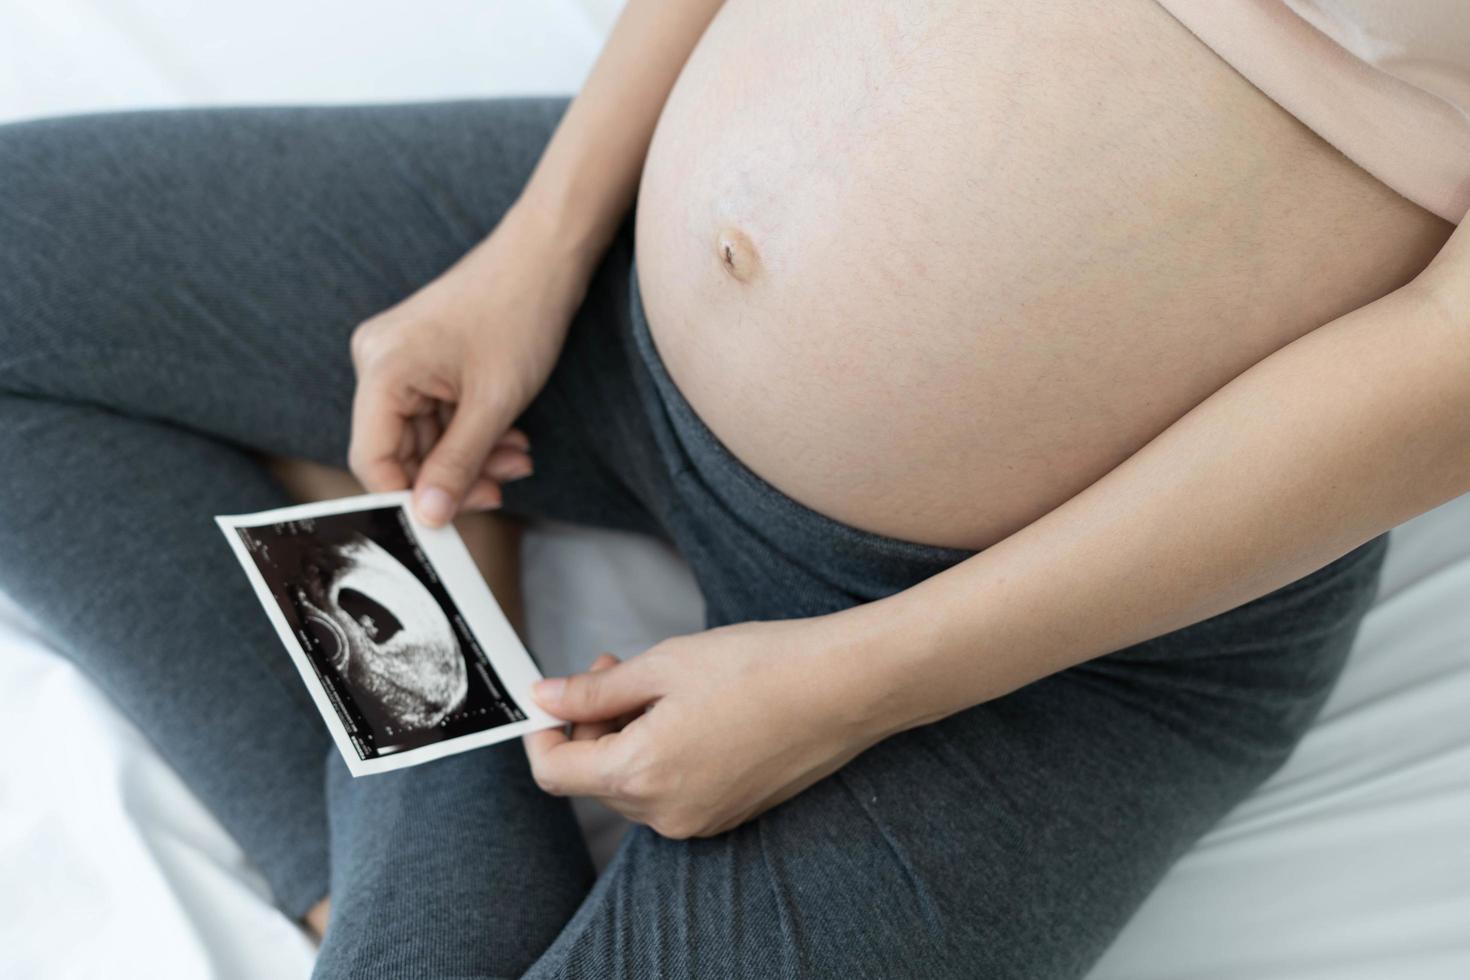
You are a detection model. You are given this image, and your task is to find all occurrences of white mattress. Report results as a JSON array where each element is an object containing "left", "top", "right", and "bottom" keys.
[{"left": 1, "top": 3, "right": 1466, "bottom": 978}]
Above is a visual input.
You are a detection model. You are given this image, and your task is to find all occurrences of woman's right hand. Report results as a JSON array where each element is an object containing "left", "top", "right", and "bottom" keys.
[{"left": 347, "top": 200, "right": 598, "bottom": 527}]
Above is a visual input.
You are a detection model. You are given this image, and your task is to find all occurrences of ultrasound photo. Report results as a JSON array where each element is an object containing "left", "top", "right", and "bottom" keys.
[{"left": 217, "top": 492, "right": 560, "bottom": 775}]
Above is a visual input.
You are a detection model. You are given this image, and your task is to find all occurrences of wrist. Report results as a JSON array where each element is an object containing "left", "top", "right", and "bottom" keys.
[
  {"left": 504, "top": 184, "right": 619, "bottom": 277},
  {"left": 448, "top": 198, "right": 603, "bottom": 313},
  {"left": 816, "top": 588, "right": 954, "bottom": 743}
]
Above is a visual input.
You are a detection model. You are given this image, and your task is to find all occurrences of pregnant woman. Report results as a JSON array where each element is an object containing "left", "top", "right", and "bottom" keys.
[{"left": 2, "top": 1, "right": 1467, "bottom": 976}]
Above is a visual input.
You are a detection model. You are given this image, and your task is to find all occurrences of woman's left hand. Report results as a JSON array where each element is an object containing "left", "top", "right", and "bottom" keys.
[{"left": 522, "top": 614, "right": 893, "bottom": 839}]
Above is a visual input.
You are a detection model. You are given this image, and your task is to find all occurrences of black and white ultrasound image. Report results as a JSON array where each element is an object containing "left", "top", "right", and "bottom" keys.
[{"left": 236, "top": 506, "right": 525, "bottom": 760}]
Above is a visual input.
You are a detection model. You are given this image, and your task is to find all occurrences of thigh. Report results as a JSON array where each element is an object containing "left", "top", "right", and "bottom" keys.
[
  {"left": 0, "top": 97, "right": 666, "bottom": 534},
  {"left": 0, "top": 98, "right": 558, "bottom": 463},
  {"left": 524, "top": 535, "right": 1389, "bottom": 980}
]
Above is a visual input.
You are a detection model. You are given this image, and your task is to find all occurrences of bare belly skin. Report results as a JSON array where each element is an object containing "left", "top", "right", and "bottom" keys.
[{"left": 633, "top": 0, "right": 1452, "bottom": 551}]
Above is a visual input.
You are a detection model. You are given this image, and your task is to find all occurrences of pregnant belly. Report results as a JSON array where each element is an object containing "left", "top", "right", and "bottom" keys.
[{"left": 632, "top": 0, "right": 1450, "bottom": 551}]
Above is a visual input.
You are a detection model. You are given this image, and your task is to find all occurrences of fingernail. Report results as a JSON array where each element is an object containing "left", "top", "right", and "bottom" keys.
[
  {"left": 503, "top": 459, "right": 534, "bottom": 482},
  {"left": 416, "top": 486, "right": 453, "bottom": 526},
  {"left": 533, "top": 678, "right": 565, "bottom": 703}
]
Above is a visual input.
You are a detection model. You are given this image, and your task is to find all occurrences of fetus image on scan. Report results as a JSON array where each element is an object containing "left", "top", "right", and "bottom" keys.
[
  {"left": 294, "top": 534, "right": 468, "bottom": 730},
  {"left": 235, "top": 505, "right": 524, "bottom": 760}
]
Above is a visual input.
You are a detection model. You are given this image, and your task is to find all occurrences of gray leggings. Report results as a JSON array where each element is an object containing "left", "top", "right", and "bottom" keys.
[{"left": 0, "top": 98, "right": 1389, "bottom": 979}]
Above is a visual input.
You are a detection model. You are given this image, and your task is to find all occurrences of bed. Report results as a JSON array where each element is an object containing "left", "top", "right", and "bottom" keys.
[{"left": 1, "top": 3, "right": 1466, "bottom": 977}]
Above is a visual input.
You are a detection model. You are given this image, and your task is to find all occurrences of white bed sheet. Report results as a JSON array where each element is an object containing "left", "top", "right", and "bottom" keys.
[{"left": 0, "top": 3, "right": 1465, "bottom": 977}]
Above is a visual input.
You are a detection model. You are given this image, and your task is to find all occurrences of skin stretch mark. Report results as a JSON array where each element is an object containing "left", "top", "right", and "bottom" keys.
[{"left": 715, "top": 226, "right": 760, "bottom": 282}]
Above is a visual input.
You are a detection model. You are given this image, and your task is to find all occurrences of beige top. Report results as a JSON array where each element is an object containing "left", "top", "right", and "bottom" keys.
[{"left": 1155, "top": 0, "right": 1470, "bottom": 223}]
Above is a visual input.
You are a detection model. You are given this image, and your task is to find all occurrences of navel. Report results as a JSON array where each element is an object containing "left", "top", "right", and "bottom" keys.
[{"left": 714, "top": 226, "right": 761, "bottom": 283}]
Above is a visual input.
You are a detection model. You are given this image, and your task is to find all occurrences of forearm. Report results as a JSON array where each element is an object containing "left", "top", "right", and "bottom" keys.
[
  {"left": 507, "top": 0, "right": 725, "bottom": 272},
  {"left": 843, "top": 234, "right": 1470, "bottom": 735}
]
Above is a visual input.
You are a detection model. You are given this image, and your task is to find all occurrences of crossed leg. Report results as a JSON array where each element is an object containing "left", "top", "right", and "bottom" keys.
[{"left": 0, "top": 97, "right": 596, "bottom": 937}]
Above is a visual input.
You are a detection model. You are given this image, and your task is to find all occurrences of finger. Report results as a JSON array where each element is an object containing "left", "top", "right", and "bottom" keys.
[
  {"left": 348, "top": 377, "right": 417, "bottom": 492},
  {"left": 523, "top": 726, "right": 625, "bottom": 797},
  {"left": 571, "top": 655, "right": 621, "bottom": 742},
  {"left": 412, "top": 410, "right": 441, "bottom": 463},
  {"left": 498, "top": 427, "right": 531, "bottom": 452},
  {"left": 483, "top": 444, "right": 534, "bottom": 483},
  {"left": 413, "top": 395, "right": 510, "bottom": 527},
  {"left": 396, "top": 423, "right": 420, "bottom": 483},
  {"left": 401, "top": 410, "right": 438, "bottom": 483},
  {"left": 586, "top": 653, "right": 620, "bottom": 673},
  {"left": 532, "top": 656, "right": 660, "bottom": 723},
  {"left": 415, "top": 422, "right": 526, "bottom": 510},
  {"left": 453, "top": 448, "right": 533, "bottom": 512},
  {"left": 411, "top": 423, "right": 530, "bottom": 512},
  {"left": 460, "top": 477, "right": 505, "bottom": 513}
]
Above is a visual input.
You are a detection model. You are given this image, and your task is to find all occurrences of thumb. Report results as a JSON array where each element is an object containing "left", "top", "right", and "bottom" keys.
[
  {"left": 413, "top": 395, "right": 509, "bottom": 527},
  {"left": 533, "top": 657, "right": 658, "bottom": 722}
]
